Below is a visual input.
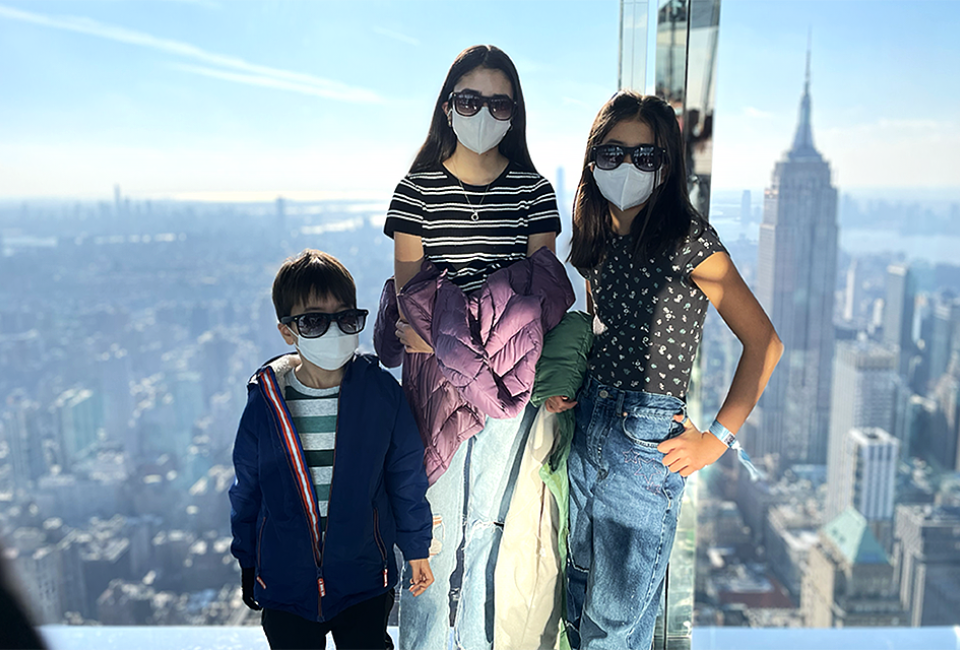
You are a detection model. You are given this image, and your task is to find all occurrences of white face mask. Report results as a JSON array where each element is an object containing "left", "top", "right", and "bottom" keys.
[
  {"left": 451, "top": 107, "right": 511, "bottom": 155},
  {"left": 295, "top": 329, "right": 358, "bottom": 371},
  {"left": 593, "top": 164, "right": 662, "bottom": 211}
]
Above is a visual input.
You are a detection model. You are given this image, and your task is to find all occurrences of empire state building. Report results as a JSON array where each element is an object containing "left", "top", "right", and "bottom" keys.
[{"left": 752, "top": 53, "right": 838, "bottom": 469}]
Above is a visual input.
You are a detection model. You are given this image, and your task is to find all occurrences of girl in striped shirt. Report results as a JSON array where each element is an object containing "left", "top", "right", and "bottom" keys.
[{"left": 383, "top": 44, "right": 563, "bottom": 650}]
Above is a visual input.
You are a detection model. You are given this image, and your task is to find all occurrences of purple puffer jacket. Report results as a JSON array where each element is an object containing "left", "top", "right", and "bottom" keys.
[{"left": 374, "top": 247, "right": 574, "bottom": 484}]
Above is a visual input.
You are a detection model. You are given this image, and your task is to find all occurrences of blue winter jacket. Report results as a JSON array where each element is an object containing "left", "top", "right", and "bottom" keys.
[{"left": 229, "top": 353, "right": 432, "bottom": 623}]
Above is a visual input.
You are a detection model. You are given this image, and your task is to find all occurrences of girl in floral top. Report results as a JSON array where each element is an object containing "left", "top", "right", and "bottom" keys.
[{"left": 545, "top": 91, "right": 783, "bottom": 649}]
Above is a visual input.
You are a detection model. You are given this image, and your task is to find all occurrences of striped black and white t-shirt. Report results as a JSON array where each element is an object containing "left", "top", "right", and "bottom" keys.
[
  {"left": 384, "top": 162, "right": 562, "bottom": 293},
  {"left": 285, "top": 372, "right": 338, "bottom": 536}
]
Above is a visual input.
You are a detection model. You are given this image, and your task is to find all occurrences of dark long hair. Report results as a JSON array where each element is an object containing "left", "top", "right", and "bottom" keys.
[
  {"left": 410, "top": 45, "right": 537, "bottom": 173},
  {"left": 569, "top": 91, "right": 705, "bottom": 270}
]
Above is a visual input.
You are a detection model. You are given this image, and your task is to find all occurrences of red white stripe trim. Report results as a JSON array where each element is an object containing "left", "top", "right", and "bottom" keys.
[{"left": 260, "top": 369, "right": 322, "bottom": 557}]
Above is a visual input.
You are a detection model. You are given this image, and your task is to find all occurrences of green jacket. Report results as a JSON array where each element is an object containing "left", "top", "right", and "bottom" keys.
[{"left": 530, "top": 311, "right": 593, "bottom": 650}]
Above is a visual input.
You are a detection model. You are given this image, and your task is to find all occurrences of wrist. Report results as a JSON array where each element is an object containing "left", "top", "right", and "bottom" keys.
[{"left": 707, "top": 419, "right": 737, "bottom": 447}]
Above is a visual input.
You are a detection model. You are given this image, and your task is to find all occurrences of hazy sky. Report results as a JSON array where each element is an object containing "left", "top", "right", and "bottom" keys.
[{"left": 1, "top": 0, "right": 958, "bottom": 201}]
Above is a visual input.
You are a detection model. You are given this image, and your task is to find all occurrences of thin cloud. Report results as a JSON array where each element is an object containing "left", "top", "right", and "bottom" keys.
[
  {"left": 162, "top": 0, "right": 223, "bottom": 11},
  {"left": 372, "top": 26, "right": 419, "bottom": 47},
  {"left": 0, "top": 3, "right": 381, "bottom": 103},
  {"left": 744, "top": 106, "right": 774, "bottom": 119},
  {"left": 171, "top": 63, "right": 380, "bottom": 102}
]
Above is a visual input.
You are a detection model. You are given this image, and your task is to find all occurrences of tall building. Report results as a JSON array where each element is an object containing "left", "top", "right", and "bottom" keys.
[
  {"left": 842, "top": 258, "right": 863, "bottom": 324},
  {"left": 931, "top": 374, "right": 960, "bottom": 472},
  {"left": 276, "top": 196, "right": 286, "bottom": 232},
  {"left": 2, "top": 398, "right": 47, "bottom": 490},
  {"left": 926, "top": 295, "right": 960, "bottom": 385},
  {"left": 753, "top": 51, "right": 838, "bottom": 469},
  {"left": 96, "top": 345, "right": 133, "bottom": 448},
  {"left": 836, "top": 428, "right": 900, "bottom": 549},
  {"left": 826, "top": 341, "right": 897, "bottom": 521},
  {"left": 883, "top": 264, "right": 916, "bottom": 377},
  {"left": 801, "top": 507, "right": 904, "bottom": 628},
  {"left": 740, "top": 189, "right": 751, "bottom": 222},
  {"left": 6, "top": 528, "right": 63, "bottom": 624},
  {"left": 52, "top": 388, "right": 103, "bottom": 469},
  {"left": 893, "top": 505, "right": 960, "bottom": 626}
]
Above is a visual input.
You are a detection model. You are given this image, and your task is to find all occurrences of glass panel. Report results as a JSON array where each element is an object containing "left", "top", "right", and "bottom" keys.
[
  {"left": 682, "top": 0, "right": 721, "bottom": 221},
  {"left": 619, "top": 0, "right": 651, "bottom": 92},
  {"left": 625, "top": 1, "right": 722, "bottom": 647}
]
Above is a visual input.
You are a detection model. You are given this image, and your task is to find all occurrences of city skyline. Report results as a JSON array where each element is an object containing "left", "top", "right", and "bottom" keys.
[{"left": 3, "top": 0, "right": 960, "bottom": 636}]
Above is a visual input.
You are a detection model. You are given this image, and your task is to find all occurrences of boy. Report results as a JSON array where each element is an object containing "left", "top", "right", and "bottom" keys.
[{"left": 230, "top": 249, "right": 434, "bottom": 650}]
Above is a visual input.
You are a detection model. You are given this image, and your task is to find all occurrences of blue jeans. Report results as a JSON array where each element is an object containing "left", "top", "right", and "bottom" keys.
[
  {"left": 398, "top": 406, "right": 534, "bottom": 650},
  {"left": 565, "top": 375, "right": 686, "bottom": 650}
]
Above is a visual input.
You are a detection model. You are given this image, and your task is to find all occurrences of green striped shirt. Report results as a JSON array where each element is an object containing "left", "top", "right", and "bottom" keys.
[{"left": 285, "top": 372, "right": 338, "bottom": 535}]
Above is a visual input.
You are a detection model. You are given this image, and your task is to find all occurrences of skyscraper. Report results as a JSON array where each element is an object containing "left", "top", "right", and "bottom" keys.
[
  {"left": 826, "top": 340, "right": 897, "bottom": 521},
  {"left": 836, "top": 427, "right": 900, "bottom": 549},
  {"left": 893, "top": 504, "right": 960, "bottom": 626},
  {"left": 753, "top": 50, "right": 839, "bottom": 468},
  {"left": 53, "top": 388, "right": 103, "bottom": 469},
  {"left": 883, "top": 264, "right": 916, "bottom": 377}
]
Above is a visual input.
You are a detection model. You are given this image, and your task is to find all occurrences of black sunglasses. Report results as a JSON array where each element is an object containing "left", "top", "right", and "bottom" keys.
[
  {"left": 590, "top": 144, "right": 668, "bottom": 172},
  {"left": 448, "top": 90, "right": 516, "bottom": 122},
  {"left": 280, "top": 309, "right": 368, "bottom": 339}
]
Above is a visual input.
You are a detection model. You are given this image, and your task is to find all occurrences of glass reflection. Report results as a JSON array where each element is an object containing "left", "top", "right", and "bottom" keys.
[{"left": 620, "top": 1, "right": 722, "bottom": 647}]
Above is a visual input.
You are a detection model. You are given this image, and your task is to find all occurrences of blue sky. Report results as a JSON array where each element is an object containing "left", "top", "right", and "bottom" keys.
[{"left": 0, "top": 0, "right": 958, "bottom": 201}]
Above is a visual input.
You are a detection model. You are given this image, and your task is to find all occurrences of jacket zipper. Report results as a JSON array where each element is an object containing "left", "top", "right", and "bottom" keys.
[
  {"left": 373, "top": 507, "right": 388, "bottom": 587},
  {"left": 256, "top": 514, "right": 267, "bottom": 571},
  {"left": 262, "top": 368, "right": 328, "bottom": 620},
  {"left": 317, "top": 388, "right": 342, "bottom": 618}
]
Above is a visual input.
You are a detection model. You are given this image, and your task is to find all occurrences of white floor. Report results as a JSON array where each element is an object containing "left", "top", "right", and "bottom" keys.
[{"left": 39, "top": 624, "right": 960, "bottom": 650}]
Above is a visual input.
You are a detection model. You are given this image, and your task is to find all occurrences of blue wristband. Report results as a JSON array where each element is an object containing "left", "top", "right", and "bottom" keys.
[{"left": 707, "top": 419, "right": 765, "bottom": 482}]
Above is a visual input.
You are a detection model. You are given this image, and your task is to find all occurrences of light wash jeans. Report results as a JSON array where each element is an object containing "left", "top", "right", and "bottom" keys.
[
  {"left": 398, "top": 406, "right": 535, "bottom": 650},
  {"left": 566, "top": 375, "right": 687, "bottom": 650}
]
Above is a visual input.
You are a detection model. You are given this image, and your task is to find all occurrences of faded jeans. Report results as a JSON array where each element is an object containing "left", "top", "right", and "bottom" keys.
[
  {"left": 398, "top": 406, "right": 535, "bottom": 650},
  {"left": 566, "top": 375, "right": 686, "bottom": 650}
]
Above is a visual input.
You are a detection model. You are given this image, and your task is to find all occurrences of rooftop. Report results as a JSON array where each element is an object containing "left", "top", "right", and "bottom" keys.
[{"left": 823, "top": 507, "right": 889, "bottom": 565}]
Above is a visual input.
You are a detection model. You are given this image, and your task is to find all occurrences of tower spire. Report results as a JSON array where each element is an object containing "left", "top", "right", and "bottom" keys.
[{"left": 789, "top": 33, "right": 820, "bottom": 161}]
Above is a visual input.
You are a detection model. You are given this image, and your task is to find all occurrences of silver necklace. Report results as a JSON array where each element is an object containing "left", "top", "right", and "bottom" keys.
[{"left": 452, "top": 160, "right": 493, "bottom": 222}]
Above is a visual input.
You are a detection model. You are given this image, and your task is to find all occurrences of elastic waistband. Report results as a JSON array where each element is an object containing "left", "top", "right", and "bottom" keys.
[{"left": 583, "top": 374, "right": 685, "bottom": 415}]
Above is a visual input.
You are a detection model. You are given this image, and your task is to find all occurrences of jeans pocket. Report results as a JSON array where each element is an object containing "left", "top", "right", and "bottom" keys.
[{"left": 620, "top": 412, "right": 672, "bottom": 449}]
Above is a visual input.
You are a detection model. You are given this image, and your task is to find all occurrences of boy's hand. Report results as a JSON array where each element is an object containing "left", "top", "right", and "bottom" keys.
[
  {"left": 408, "top": 558, "right": 434, "bottom": 597},
  {"left": 241, "top": 567, "right": 261, "bottom": 611},
  {"left": 657, "top": 415, "right": 727, "bottom": 477},
  {"left": 396, "top": 320, "right": 434, "bottom": 354},
  {"left": 544, "top": 395, "right": 577, "bottom": 413}
]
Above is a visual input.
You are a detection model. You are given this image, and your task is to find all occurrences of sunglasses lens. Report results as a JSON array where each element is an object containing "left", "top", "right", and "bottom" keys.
[
  {"left": 297, "top": 313, "right": 330, "bottom": 338},
  {"left": 634, "top": 148, "right": 659, "bottom": 172},
  {"left": 595, "top": 146, "right": 623, "bottom": 171},
  {"left": 488, "top": 98, "right": 514, "bottom": 121},
  {"left": 336, "top": 311, "right": 366, "bottom": 335},
  {"left": 453, "top": 93, "right": 481, "bottom": 116}
]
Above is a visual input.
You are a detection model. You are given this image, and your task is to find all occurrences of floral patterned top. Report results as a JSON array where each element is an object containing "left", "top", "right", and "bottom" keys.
[{"left": 581, "top": 223, "right": 727, "bottom": 398}]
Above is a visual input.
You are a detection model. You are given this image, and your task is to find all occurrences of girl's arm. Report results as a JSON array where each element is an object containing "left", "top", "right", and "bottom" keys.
[
  {"left": 659, "top": 252, "right": 783, "bottom": 476},
  {"left": 395, "top": 232, "right": 424, "bottom": 293},
  {"left": 394, "top": 233, "right": 433, "bottom": 354},
  {"left": 527, "top": 232, "right": 557, "bottom": 256}
]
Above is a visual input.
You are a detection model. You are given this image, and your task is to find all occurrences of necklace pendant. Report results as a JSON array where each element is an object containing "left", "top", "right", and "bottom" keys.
[{"left": 470, "top": 211, "right": 480, "bottom": 221}]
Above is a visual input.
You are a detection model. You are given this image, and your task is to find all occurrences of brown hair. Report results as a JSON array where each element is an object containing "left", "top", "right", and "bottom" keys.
[
  {"left": 569, "top": 91, "right": 704, "bottom": 271},
  {"left": 272, "top": 249, "right": 356, "bottom": 320},
  {"left": 410, "top": 44, "right": 537, "bottom": 173}
]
